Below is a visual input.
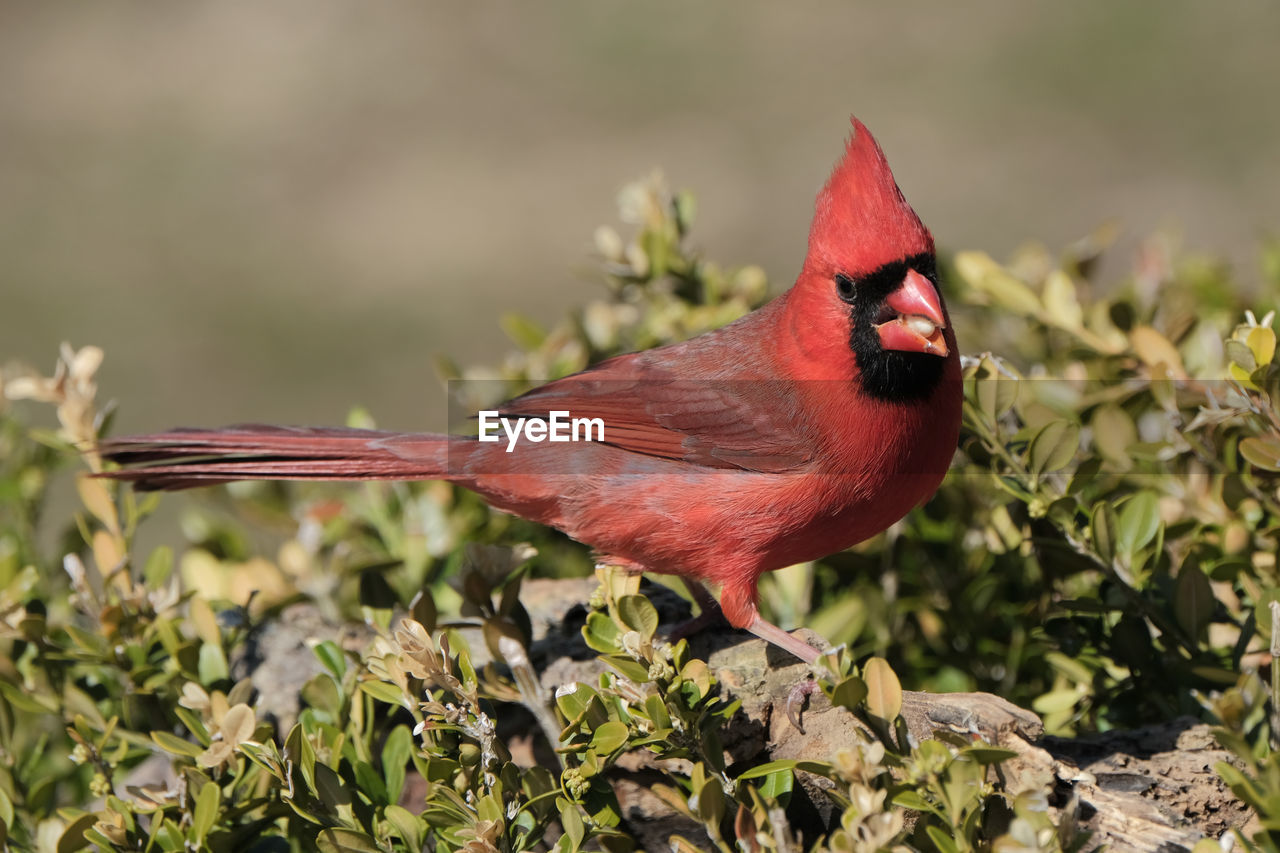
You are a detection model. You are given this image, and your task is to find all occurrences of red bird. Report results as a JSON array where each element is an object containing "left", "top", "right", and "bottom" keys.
[{"left": 101, "top": 118, "right": 962, "bottom": 664}]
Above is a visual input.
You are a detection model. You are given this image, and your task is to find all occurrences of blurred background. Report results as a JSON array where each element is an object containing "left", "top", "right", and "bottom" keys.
[{"left": 2, "top": 2, "right": 1278, "bottom": 434}]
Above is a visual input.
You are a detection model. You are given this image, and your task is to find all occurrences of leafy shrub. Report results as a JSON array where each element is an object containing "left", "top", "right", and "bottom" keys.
[{"left": 1, "top": 173, "right": 1279, "bottom": 850}]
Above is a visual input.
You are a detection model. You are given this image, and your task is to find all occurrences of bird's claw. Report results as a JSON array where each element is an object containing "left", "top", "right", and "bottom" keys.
[{"left": 786, "top": 678, "right": 821, "bottom": 733}]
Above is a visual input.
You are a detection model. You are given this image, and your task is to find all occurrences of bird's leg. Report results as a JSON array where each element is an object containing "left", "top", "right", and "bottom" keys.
[
  {"left": 671, "top": 580, "right": 828, "bottom": 670},
  {"left": 666, "top": 578, "right": 728, "bottom": 643},
  {"left": 677, "top": 582, "right": 829, "bottom": 731},
  {"left": 683, "top": 577, "right": 718, "bottom": 612},
  {"left": 746, "top": 614, "right": 821, "bottom": 664},
  {"left": 744, "top": 613, "right": 829, "bottom": 732}
]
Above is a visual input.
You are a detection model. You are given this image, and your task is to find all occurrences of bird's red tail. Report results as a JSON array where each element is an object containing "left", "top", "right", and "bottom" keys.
[{"left": 99, "top": 424, "right": 451, "bottom": 491}]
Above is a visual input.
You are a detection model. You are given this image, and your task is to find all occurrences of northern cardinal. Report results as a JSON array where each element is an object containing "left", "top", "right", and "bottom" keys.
[{"left": 101, "top": 118, "right": 962, "bottom": 664}]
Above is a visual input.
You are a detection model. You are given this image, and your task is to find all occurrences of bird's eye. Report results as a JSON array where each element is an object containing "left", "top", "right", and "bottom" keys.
[{"left": 834, "top": 273, "right": 857, "bottom": 304}]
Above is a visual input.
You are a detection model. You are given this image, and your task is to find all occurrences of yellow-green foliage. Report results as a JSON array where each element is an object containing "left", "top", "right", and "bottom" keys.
[{"left": 2, "top": 174, "right": 1280, "bottom": 851}]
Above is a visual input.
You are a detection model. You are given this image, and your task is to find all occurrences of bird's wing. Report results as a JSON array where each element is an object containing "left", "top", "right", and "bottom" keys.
[{"left": 494, "top": 351, "right": 814, "bottom": 473}]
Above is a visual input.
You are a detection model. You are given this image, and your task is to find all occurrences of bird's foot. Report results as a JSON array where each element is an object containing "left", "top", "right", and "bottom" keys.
[
  {"left": 664, "top": 577, "right": 729, "bottom": 644},
  {"left": 786, "top": 679, "right": 821, "bottom": 733}
]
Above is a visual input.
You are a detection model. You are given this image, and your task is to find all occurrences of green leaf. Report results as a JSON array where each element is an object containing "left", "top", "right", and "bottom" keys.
[
  {"left": 424, "top": 757, "right": 461, "bottom": 784},
  {"left": 500, "top": 313, "right": 547, "bottom": 350},
  {"left": 558, "top": 688, "right": 609, "bottom": 740},
  {"left": 829, "top": 676, "right": 868, "bottom": 712},
  {"left": 188, "top": 595, "right": 221, "bottom": 646},
  {"left": 1028, "top": 420, "right": 1079, "bottom": 478},
  {"left": 1174, "top": 564, "right": 1215, "bottom": 639},
  {"left": 582, "top": 611, "right": 622, "bottom": 654},
  {"left": 954, "top": 251, "right": 1043, "bottom": 315},
  {"left": 81, "top": 829, "right": 115, "bottom": 849},
  {"left": 173, "top": 706, "right": 211, "bottom": 746},
  {"left": 301, "top": 674, "right": 342, "bottom": 718},
  {"left": 382, "top": 725, "right": 413, "bottom": 804},
  {"left": 154, "top": 819, "right": 186, "bottom": 849},
  {"left": 644, "top": 694, "right": 672, "bottom": 731},
  {"left": 757, "top": 766, "right": 794, "bottom": 800},
  {"left": 197, "top": 642, "right": 229, "bottom": 684},
  {"left": 679, "top": 659, "right": 712, "bottom": 701},
  {"left": 189, "top": 780, "right": 220, "bottom": 846},
  {"left": 974, "top": 371, "right": 1018, "bottom": 426},
  {"left": 1254, "top": 590, "right": 1280, "bottom": 643},
  {"left": 1215, "top": 761, "right": 1249, "bottom": 789},
  {"left": 616, "top": 594, "right": 659, "bottom": 641},
  {"left": 383, "top": 804, "right": 423, "bottom": 851},
  {"left": 674, "top": 190, "right": 697, "bottom": 233},
  {"left": 315, "top": 828, "right": 382, "bottom": 853},
  {"left": 151, "top": 730, "right": 204, "bottom": 758},
  {"left": 57, "top": 813, "right": 103, "bottom": 853},
  {"left": 555, "top": 683, "right": 597, "bottom": 723},
  {"left": 590, "top": 720, "right": 630, "bottom": 755},
  {"left": 1032, "top": 687, "right": 1083, "bottom": 714},
  {"left": 76, "top": 473, "right": 119, "bottom": 534},
  {"left": 559, "top": 798, "right": 585, "bottom": 851},
  {"left": 1091, "top": 404, "right": 1136, "bottom": 467},
  {"left": 1130, "top": 325, "right": 1186, "bottom": 376},
  {"left": 941, "top": 756, "right": 983, "bottom": 814},
  {"left": 892, "top": 789, "right": 944, "bottom": 818},
  {"left": 960, "top": 745, "right": 1019, "bottom": 765},
  {"left": 353, "top": 760, "right": 388, "bottom": 805},
  {"left": 1042, "top": 269, "right": 1083, "bottom": 329},
  {"left": 143, "top": 545, "right": 174, "bottom": 588},
  {"left": 313, "top": 641, "right": 347, "bottom": 682},
  {"left": 1227, "top": 339, "right": 1258, "bottom": 371},
  {"left": 314, "top": 763, "right": 353, "bottom": 809},
  {"left": 693, "top": 772, "right": 725, "bottom": 826},
  {"left": 1229, "top": 361, "right": 1255, "bottom": 386},
  {"left": 583, "top": 776, "right": 622, "bottom": 828},
  {"left": 737, "top": 759, "right": 832, "bottom": 780},
  {"left": 1241, "top": 435, "right": 1280, "bottom": 471},
  {"left": 601, "top": 654, "right": 650, "bottom": 684},
  {"left": 359, "top": 680, "right": 409, "bottom": 708},
  {"left": 1045, "top": 651, "right": 1094, "bottom": 683},
  {"left": 0, "top": 680, "right": 58, "bottom": 714},
  {"left": 476, "top": 792, "right": 503, "bottom": 824},
  {"left": 925, "top": 824, "right": 961, "bottom": 853},
  {"left": 862, "top": 657, "right": 902, "bottom": 722},
  {"left": 1092, "top": 501, "right": 1118, "bottom": 565},
  {"left": 286, "top": 722, "right": 318, "bottom": 792},
  {"left": 1116, "top": 491, "right": 1161, "bottom": 560},
  {"left": 411, "top": 589, "right": 438, "bottom": 634},
  {"left": 1247, "top": 325, "right": 1277, "bottom": 365}
]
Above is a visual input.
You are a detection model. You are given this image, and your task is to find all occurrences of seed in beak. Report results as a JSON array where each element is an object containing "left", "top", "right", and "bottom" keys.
[{"left": 905, "top": 315, "right": 938, "bottom": 338}]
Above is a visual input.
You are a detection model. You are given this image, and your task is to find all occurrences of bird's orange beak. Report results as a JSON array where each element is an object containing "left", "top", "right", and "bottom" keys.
[{"left": 874, "top": 269, "right": 948, "bottom": 357}]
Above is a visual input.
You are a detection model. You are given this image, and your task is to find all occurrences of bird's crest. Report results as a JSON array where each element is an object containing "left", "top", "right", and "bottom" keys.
[{"left": 806, "top": 118, "right": 934, "bottom": 276}]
